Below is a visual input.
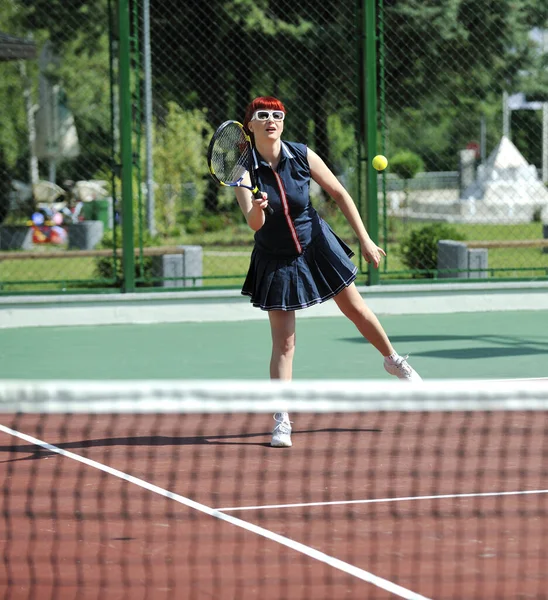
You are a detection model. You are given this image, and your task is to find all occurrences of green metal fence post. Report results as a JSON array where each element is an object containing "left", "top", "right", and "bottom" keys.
[
  {"left": 117, "top": 0, "right": 135, "bottom": 292},
  {"left": 364, "top": 0, "right": 379, "bottom": 285}
]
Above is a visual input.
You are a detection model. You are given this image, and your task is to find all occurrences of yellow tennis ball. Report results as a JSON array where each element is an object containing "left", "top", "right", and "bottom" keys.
[{"left": 372, "top": 155, "right": 388, "bottom": 171}]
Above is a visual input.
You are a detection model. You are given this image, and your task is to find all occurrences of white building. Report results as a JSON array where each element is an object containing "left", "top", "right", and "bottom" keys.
[{"left": 460, "top": 135, "right": 548, "bottom": 223}]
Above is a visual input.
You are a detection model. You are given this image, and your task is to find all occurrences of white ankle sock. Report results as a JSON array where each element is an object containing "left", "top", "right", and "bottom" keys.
[
  {"left": 275, "top": 412, "right": 290, "bottom": 422},
  {"left": 384, "top": 352, "right": 400, "bottom": 364}
]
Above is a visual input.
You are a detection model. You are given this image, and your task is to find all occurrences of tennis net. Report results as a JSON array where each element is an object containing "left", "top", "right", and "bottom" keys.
[{"left": 1, "top": 379, "right": 547, "bottom": 600}]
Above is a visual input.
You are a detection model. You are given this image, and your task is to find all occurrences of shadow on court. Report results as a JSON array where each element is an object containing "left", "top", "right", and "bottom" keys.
[
  {"left": 341, "top": 334, "right": 548, "bottom": 359},
  {"left": 343, "top": 333, "right": 548, "bottom": 348},
  {"left": 0, "top": 427, "right": 382, "bottom": 462},
  {"left": 415, "top": 346, "right": 548, "bottom": 359}
]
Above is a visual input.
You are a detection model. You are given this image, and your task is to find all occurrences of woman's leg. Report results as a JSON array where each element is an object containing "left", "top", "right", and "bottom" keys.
[
  {"left": 268, "top": 310, "right": 296, "bottom": 380},
  {"left": 267, "top": 310, "right": 295, "bottom": 447},
  {"left": 333, "top": 283, "right": 394, "bottom": 356},
  {"left": 333, "top": 283, "right": 422, "bottom": 381}
]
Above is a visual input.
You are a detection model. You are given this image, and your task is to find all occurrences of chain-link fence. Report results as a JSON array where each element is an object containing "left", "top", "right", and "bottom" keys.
[
  {"left": 130, "top": 0, "right": 363, "bottom": 289},
  {"left": 0, "top": 0, "right": 363, "bottom": 293},
  {"left": 1, "top": 0, "right": 547, "bottom": 294},
  {"left": 378, "top": 0, "right": 548, "bottom": 281},
  {"left": 0, "top": 0, "right": 124, "bottom": 293}
]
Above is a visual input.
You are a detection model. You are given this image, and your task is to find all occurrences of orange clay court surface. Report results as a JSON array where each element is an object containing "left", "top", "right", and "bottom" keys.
[{"left": 1, "top": 309, "right": 547, "bottom": 599}]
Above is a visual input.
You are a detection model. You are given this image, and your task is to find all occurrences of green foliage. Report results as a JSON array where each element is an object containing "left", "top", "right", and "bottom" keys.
[
  {"left": 152, "top": 103, "right": 213, "bottom": 236},
  {"left": 0, "top": 2, "right": 32, "bottom": 177},
  {"left": 383, "top": 0, "right": 545, "bottom": 171},
  {"left": 185, "top": 214, "right": 229, "bottom": 235},
  {"left": 1, "top": 0, "right": 546, "bottom": 275},
  {"left": 399, "top": 223, "right": 467, "bottom": 277},
  {"left": 0, "top": 62, "right": 27, "bottom": 175},
  {"left": 0, "top": 1, "right": 112, "bottom": 182},
  {"left": 0, "top": 151, "right": 11, "bottom": 224},
  {"left": 384, "top": 0, "right": 534, "bottom": 108},
  {"left": 389, "top": 150, "right": 425, "bottom": 181},
  {"left": 93, "top": 228, "right": 159, "bottom": 287},
  {"left": 326, "top": 111, "right": 356, "bottom": 175}
]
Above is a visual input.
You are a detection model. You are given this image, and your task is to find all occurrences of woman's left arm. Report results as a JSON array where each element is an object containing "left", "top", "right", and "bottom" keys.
[{"left": 308, "top": 148, "right": 386, "bottom": 268}]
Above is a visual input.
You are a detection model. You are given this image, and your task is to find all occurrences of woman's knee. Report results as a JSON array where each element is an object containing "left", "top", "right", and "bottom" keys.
[
  {"left": 272, "top": 332, "right": 296, "bottom": 357},
  {"left": 339, "top": 299, "right": 368, "bottom": 323},
  {"left": 269, "top": 311, "right": 296, "bottom": 356}
]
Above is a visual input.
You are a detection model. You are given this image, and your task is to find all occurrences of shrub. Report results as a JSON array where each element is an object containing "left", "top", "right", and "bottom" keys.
[
  {"left": 399, "top": 223, "right": 466, "bottom": 277},
  {"left": 184, "top": 213, "right": 227, "bottom": 234},
  {"left": 93, "top": 229, "right": 159, "bottom": 287},
  {"left": 389, "top": 150, "right": 425, "bottom": 210},
  {"left": 389, "top": 150, "right": 425, "bottom": 181}
]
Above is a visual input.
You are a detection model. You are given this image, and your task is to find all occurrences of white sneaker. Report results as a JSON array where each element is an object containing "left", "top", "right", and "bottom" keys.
[
  {"left": 384, "top": 355, "right": 423, "bottom": 382},
  {"left": 271, "top": 413, "right": 292, "bottom": 447}
]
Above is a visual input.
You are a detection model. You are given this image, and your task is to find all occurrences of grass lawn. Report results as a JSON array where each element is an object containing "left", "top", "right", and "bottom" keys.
[
  {"left": 1, "top": 218, "right": 546, "bottom": 293},
  {"left": 378, "top": 220, "right": 548, "bottom": 280}
]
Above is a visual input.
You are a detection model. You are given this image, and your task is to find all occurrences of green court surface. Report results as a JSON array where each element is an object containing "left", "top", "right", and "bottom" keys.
[{"left": 0, "top": 309, "right": 546, "bottom": 381}]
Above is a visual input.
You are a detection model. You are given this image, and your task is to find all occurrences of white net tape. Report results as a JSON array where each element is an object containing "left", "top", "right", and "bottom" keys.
[{"left": 1, "top": 379, "right": 547, "bottom": 414}]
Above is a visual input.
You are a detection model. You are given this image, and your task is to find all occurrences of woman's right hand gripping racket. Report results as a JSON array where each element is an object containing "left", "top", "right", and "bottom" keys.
[{"left": 207, "top": 120, "right": 274, "bottom": 216}]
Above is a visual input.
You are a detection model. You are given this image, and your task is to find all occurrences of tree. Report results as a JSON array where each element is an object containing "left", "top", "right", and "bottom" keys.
[
  {"left": 381, "top": 0, "right": 546, "bottom": 170},
  {"left": 2, "top": 0, "right": 113, "bottom": 184},
  {"left": 152, "top": 103, "right": 212, "bottom": 235},
  {"left": 0, "top": 150, "right": 11, "bottom": 224}
]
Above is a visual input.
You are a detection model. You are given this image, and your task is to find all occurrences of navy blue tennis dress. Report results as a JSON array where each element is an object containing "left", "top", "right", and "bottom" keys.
[{"left": 241, "top": 141, "right": 358, "bottom": 311}]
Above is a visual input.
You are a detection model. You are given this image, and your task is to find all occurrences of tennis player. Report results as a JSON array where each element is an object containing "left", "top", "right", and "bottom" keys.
[{"left": 234, "top": 96, "right": 422, "bottom": 448}]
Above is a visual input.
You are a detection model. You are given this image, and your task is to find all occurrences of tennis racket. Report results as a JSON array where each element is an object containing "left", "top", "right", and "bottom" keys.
[{"left": 207, "top": 120, "right": 274, "bottom": 216}]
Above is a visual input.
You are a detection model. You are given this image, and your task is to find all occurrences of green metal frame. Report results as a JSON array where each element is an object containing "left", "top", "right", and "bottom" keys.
[
  {"left": 107, "top": 0, "right": 122, "bottom": 292},
  {"left": 130, "top": 0, "right": 146, "bottom": 285},
  {"left": 377, "top": 0, "right": 388, "bottom": 275},
  {"left": 117, "top": 0, "right": 135, "bottom": 292},
  {"left": 363, "top": 0, "right": 379, "bottom": 285}
]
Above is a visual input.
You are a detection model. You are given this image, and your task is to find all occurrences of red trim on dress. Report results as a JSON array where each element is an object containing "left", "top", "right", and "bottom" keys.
[{"left": 273, "top": 170, "right": 302, "bottom": 254}]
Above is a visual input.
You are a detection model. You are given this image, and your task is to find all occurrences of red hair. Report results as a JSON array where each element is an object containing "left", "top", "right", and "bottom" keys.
[{"left": 243, "top": 96, "right": 286, "bottom": 133}]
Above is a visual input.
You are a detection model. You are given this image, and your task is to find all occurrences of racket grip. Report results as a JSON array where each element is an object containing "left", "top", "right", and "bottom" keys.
[{"left": 253, "top": 190, "right": 274, "bottom": 216}]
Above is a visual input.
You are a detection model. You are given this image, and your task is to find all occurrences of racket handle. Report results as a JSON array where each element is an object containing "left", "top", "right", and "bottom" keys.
[{"left": 253, "top": 190, "right": 274, "bottom": 216}]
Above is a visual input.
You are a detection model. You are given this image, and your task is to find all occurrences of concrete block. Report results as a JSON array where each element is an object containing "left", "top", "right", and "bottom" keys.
[
  {"left": 437, "top": 240, "right": 468, "bottom": 278},
  {"left": 468, "top": 248, "right": 488, "bottom": 278},
  {"left": 0, "top": 226, "right": 33, "bottom": 250},
  {"left": 68, "top": 221, "right": 104, "bottom": 250},
  {"left": 152, "top": 245, "right": 203, "bottom": 288}
]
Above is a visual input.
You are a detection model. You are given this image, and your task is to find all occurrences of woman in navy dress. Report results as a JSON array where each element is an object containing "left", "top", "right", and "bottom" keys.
[{"left": 235, "top": 97, "right": 422, "bottom": 447}]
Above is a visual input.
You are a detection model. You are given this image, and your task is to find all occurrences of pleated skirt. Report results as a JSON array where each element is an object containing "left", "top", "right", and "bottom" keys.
[{"left": 241, "top": 222, "right": 358, "bottom": 311}]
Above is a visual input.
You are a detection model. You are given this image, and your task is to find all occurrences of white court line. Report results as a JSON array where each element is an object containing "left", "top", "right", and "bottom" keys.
[
  {"left": 0, "top": 423, "right": 430, "bottom": 600},
  {"left": 216, "top": 488, "right": 548, "bottom": 512}
]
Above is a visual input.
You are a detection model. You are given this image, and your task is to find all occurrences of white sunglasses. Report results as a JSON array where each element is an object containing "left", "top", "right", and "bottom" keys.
[{"left": 251, "top": 109, "right": 285, "bottom": 122}]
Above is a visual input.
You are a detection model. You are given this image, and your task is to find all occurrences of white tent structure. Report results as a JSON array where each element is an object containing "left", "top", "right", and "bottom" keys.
[{"left": 459, "top": 136, "right": 548, "bottom": 223}]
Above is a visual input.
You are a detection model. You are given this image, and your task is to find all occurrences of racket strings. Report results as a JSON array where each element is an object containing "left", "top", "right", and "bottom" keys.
[{"left": 211, "top": 125, "right": 250, "bottom": 184}]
